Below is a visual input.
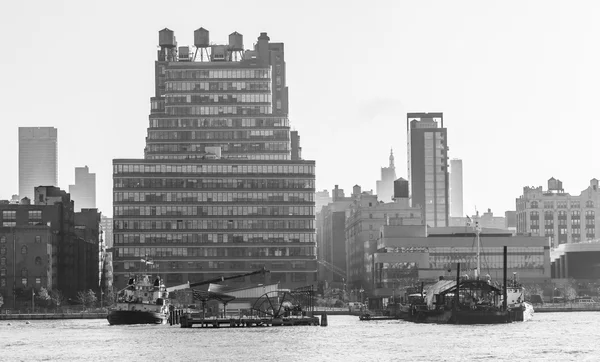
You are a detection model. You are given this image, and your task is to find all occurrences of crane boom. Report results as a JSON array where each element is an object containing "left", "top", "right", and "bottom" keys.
[{"left": 166, "top": 267, "right": 270, "bottom": 293}]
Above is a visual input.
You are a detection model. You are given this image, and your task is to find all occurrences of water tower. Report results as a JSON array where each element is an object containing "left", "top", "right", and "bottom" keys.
[
  {"left": 193, "top": 27, "right": 210, "bottom": 61},
  {"left": 228, "top": 31, "right": 244, "bottom": 61},
  {"left": 158, "top": 28, "right": 177, "bottom": 62}
]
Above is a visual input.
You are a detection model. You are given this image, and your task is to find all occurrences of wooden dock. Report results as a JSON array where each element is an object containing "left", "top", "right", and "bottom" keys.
[{"left": 177, "top": 313, "right": 321, "bottom": 328}]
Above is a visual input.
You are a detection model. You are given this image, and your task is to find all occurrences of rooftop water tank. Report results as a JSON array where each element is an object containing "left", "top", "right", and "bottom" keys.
[
  {"left": 194, "top": 27, "right": 210, "bottom": 47},
  {"left": 159, "top": 28, "right": 176, "bottom": 47},
  {"left": 229, "top": 31, "right": 243, "bottom": 51}
]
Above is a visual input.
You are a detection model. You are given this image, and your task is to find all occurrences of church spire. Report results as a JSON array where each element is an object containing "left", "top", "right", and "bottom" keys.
[{"left": 389, "top": 148, "right": 395, "bottom": 169}]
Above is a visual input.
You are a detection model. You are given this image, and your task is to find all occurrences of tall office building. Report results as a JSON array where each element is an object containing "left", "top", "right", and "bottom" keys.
[
  {"left": 112, "top": 28, "right": 316, "bottom": 290},
  {"left": 407, "top": 113, "right": 449, "bottom": 227},
  {"left": 449, "top": 158, "right": 463, "bottom": 217},
  {"left": 376, "top": 149, "right": 397, "bottom": 203},
  {"left": 69, "top": 166, "right": 96, "bottom": 212},
  {"left": 19, "top": 127, "right": 58, "bottom": 200}
]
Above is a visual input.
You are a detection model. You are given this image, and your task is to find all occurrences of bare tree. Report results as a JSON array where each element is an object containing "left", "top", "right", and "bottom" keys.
[
  {"left": 48, "top": 290, "right": 65, "bottom": 311},
  {"left": 86, "top": 290, "right": 98, "bottom": 308}
]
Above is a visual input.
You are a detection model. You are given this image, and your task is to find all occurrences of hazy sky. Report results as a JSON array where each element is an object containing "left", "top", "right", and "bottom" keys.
[{"left": 1, "top": 0, "right": 599, "bottom": 218}]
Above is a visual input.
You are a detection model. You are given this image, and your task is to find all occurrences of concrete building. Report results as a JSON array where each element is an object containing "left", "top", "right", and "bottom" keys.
[
  {"left": 315, "top": 189, "right": 332, "bottom": 214},
  {"left": 0, "top": 186, "right": 100, "bottom": 310},
  {"left": 370, "top": 224, "right": 551, "bottom": 307},
  {"left": 18, "top": 127, "right": 58, "bottom": 200},
  {"left": 316, "top": 186, "right": 355, "bottom": 287},
  {"left": 112, "top": 29, "right": 316, "bottom": 291},
  {"left": 516, "top": 178, "right": 600, "bottom": 247},
  {"left": 551, "top": 241, "right": 600, "bottom": 280},
  {"left": 449, "top": 158, "right": 463, "bottom": 217},
  {"left": 345, "top": 180, "right": 423, "bottom": 291},
  {"left": 407, "top": 113, "right": 449, "bottom": 227},
  {"left": 69, "top": 166, "right": 96, "bottom": 212}
]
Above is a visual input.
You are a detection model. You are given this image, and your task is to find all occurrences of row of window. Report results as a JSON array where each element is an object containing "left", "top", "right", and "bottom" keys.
[
  {"left": 165, "top": 81, "right": 271, "bottom": 92},
  {"left": 0, "top": 245, "right": 31, "bottom": 255},
  {"left": 115, "top": 232, "right": 315, "bottom": 245},
  {"left": 530, "top": 210, "right": 593, "bottom": 218},
  {"left": 146, "top": 142, "right": 289, "bottom": 154},
  {"left": 115, "top": 246, "right": 315, "bottom": 258},
  {"left": 166, "top": 105, "right": 272, "bottom": 116},
  {"left": 165, "top": 69, "right": 271, "bottom": 80},
  {"left": 114, "top": 205, "right": 315, "bottom": 217},
  {"left": 114, "top": 219, "right": 315, "bottom": 231},
  {"left": 149, "top": 117, "right": 289, "bottom": 129},
  {"left": 118, "top": 260, "right": 308, "bottom": 272},
  {"left": 115, "top": 191, "right": 314, "bottom": 203},
  {"left": 529, "top": 200, "right": 593, "bottom": 209},
  {"left": 114, "top": 178, "right": 315, "bottom": 190},
  {"left": 0, "top": 277, "right": 42, "bottom": 288},
  {"left": 147, "top": 129, "right": 288, "bottom": 141},
  {"left": 114, "top": 272, "right": 308, "bottom": 285},
  {"left": 165, "top": 94, "right": 272, "bottom": 105},
  {"left": 114, "top": 164, "right": 314, "bottom": 175},
  {"left": 147, "top": 154, "right": 290, "bottom": 161}
]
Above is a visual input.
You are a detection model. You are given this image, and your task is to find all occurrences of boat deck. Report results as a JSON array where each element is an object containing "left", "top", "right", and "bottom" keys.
[{"left": 178, "top": 314, "right": 321, "bottom": 328}]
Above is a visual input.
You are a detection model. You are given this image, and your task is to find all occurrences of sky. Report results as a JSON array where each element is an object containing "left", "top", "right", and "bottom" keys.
[{"left": 1, "top": 0, "right": 599, "bottom": 218}]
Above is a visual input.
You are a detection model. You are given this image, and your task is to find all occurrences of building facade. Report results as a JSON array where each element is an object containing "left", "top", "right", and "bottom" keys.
[
  {"left": 345, "top": 182, "right": 423, "bottom": 291},
  {"left": 449, "top": 208, "right": 508, "bottom": 230},
  {"left": 18, "top": 127, "right": 58, "bottom": 200},
  {"left": 112, "top": 28, "right": 316, "bottom": 291},
  {"left": 449, "top": 158, "right": 463, "bottom": 217},
  {"left": 407, "top": 113, "right": 449, "bottom": 227},
  {"left": 0, "top": 187, "right": 100, "bottom": 310},
  {"left": 516, "top": 178, "right": 600, "bottom": 247},
  {"left": 69, "top": 166, "right": 97, "bottom": 212},
  {"left": 376, "top": 149, "right": 397, "bottom": 204}
]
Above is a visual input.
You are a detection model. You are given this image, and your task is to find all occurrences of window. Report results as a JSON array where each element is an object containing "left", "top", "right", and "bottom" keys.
[
  {"left": 35, "top": 277, "right": 41, "bottom": 284},
  {"left": 0, "top": 247, "right": 6, "bottom": 256},
  {"left": 0, "top": 236, "right": 5, "bottom": 244},
  {"left": 2, "top": 211, "right": 16, "bottom": 220},
  {"left": 35, "top": 236, "right": 42, "bottom": 243},
  {"left": 21, "top": 268, "right": 27, "bottom": 277},
  {"left": 0, "top": 268, "right": 5, "bottom": 276},
  {"left": 35, "top": 256, "right": 42, "bottom": 265},
  {"left": 0, "top": 257, "right": 5, "bottom": 266},
  {"left": 587, "top": 200, "right": 595, "bottom": 208},
  {"left": 0, "top": 278, "right": 5, "bottom": 287},
  {"left": 21, "top": 245, "right": 27, "bottom": 254},
  {"left": 530, "top": 201, "right": 539, "bottom": 209},
  {"left": 21, "top": 278, "right": 27, "bottom": 287}
]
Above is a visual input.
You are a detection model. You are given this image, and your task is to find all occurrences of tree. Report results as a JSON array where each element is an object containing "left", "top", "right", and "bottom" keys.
[
  {"left": 0, "top": 293, "right": 4, "bottom": 308},
  {"left": 49, "top": 290, "right": 65, "bottom": 310},
  {"left": 86, "top": 290, "right": 97, "bottom": 308}
]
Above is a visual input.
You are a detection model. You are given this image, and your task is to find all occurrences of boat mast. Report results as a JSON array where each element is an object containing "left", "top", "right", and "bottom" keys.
[{"left": 476, "top": 221, "right": 481, "bottom": 280}]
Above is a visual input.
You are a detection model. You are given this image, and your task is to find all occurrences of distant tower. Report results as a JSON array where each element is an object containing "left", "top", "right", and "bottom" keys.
[
  {"left": 69, "top": 166, "right": 96, "bottom": 212},
  {"left": 376, "top": 148, "right": 397, "bottom": 203},
  {"left": 19, "top": 127, "right": 58, "bottom": 200},
  {"left": 450, "top": 159, "right": 464, "bottom": 217}
]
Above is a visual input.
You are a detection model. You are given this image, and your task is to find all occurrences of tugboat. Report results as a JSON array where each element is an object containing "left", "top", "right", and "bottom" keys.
[{"left": 107, "top": 273, "right": 170, "bottom": 325}]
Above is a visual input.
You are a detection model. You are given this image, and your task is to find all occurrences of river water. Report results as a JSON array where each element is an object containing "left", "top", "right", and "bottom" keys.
[{"left": 0, "top": 313, "right": 598, "bottom": 361}]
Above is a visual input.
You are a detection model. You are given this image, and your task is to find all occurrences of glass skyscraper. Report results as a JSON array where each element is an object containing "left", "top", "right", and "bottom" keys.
[
  {"left": 19, "top": 127, "right": 58, "bottom": 200},
  {"left": 112, "top": 29, "right": 316, "bottom": 290}
]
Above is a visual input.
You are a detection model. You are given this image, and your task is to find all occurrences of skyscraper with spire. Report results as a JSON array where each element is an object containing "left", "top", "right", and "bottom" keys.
[{"left": 376, "top": 149, "right": 397, "bottom": 203}]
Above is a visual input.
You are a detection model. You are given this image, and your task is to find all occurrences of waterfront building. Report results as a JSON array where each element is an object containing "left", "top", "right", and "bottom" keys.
[
  {"left": 516, "top": 178, "right": 600, "bottom": 247},
  {"left": 376, "top": 149, "right": 397, "bottom": 203},
  {"left": 449, "top": 158, "right": 463, "bottom": 217},
  {"left": 100, "top": 216, "right": 113, "bottom": 291},
  {"left": 345, "top": 180, "right": 423, "bottom": 291},
  {"left": 407, "top": 113, "right": 449, "bottom": 227},
  {"left": 551, "top": 241, "right": 600, "bottom": 280},
  {"left": 112, "top": 29, "right": 316, "bottom": 291},
  {"left": 316, "top": 186, "right": 355, "bottom": 287},
  {"left": 69, "top": 166, "right": 96, "bottom": 212},
  {"left": 18, "top": 127, "right": 58, "bottom": 200},
  {"left": 370, "top": 224, "right": 551, "bottom": 307},
  {"left": 0, "top": 186, "right": 100, "bottom": 310}
]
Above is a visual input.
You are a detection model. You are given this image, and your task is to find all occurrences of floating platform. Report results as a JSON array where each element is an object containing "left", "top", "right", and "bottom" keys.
[{"left": 178, "top": 313, "right": 320, "bottom": 328}]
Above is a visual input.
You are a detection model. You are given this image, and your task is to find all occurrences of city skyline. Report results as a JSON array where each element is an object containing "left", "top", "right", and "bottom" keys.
[{"left": 2, "top": 1, "right": 600, "bottom": 217}]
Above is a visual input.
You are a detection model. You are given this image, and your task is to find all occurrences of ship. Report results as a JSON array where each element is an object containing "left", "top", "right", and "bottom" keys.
[
  {"left": 107, "top": 273, "right": 170, "bottom": 325},
  {"left": 403, "top": 220, "right": 535, "bottom": 324},
  {"left": 107, "top": 266, "right": 271, "bottom": 325}
]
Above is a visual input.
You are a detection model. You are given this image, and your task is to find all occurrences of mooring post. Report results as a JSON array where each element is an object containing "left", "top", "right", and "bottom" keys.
[
  {"left": 320, "top": 313, "right": 328, "bottom": 327},
  {"left": 455, "top": 262, "right": 460, "bottom": 311},
  {"left": 503, "top": 246, "right": 508, "bottom": 311}
]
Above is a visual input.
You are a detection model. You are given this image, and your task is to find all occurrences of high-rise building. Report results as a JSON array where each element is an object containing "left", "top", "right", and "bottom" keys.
[
  {"left": 407, "top": 113, "right": 449, "bottom": 227},
  {"left": 516, "top": 177, "right": 600, "bottom": 247},
  {"left": 18, "top": 127, "right": 58, "bottom": 200},
  {"left": 376, "top": 149, "right": 397, "bottom": 203},
  {"left": 449, "top": 158, "right": 463, "bottom": 217},
  {"left": 315, "top": 189, "right": 332, "bottom": 213},
  {"left": 69, "top": 166, "right": 96, "bottom": 212},
  {"left": 345, "top": 181, "right": 423, "bottom": 291},
  {"left": 112, "top": 29, "right": 316, "bottom": 290}
]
